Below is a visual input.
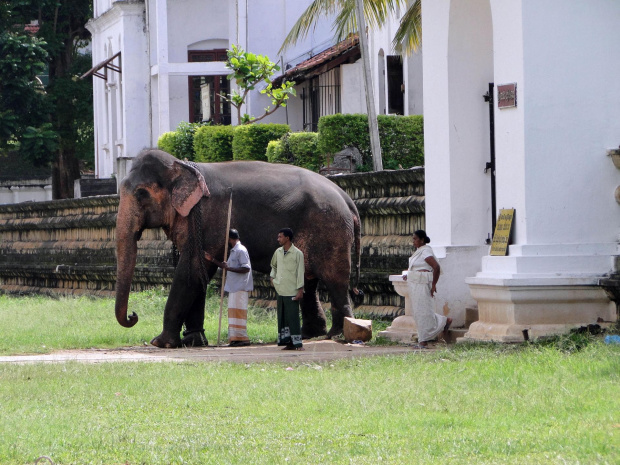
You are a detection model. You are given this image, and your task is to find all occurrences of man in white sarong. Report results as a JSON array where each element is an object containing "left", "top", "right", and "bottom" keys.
[{"left": 204, "top": 228, "right": 253, "bottom": 346}]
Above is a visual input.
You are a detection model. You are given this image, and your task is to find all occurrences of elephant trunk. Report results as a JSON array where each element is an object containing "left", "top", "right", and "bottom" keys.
[{"left": 114, "top": 190, "right": 141, "bottom": 328}]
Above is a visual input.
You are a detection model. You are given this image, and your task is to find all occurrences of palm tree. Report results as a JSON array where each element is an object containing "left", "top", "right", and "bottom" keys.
[{"left": 279, "top": 0, "right": 422, "bottom": 55}]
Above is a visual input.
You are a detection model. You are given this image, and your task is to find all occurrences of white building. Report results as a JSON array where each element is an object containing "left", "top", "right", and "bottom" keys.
[
  {"left": 85, "top": 0, "right": 422, "bottom": 180},
  {"left": 86, "top": 0, "right": 619, "bottom": 340},
  {"left": 420, "top": 0, "right": 619, "bottom": 340}
]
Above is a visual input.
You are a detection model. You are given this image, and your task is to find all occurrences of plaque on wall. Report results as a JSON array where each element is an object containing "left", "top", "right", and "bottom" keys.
[
  {"left": 490, "top": 209, "right": 515, "bottom": 256},
  {"left": 497, "top": 83, "right": 517, "bottom": 109}
]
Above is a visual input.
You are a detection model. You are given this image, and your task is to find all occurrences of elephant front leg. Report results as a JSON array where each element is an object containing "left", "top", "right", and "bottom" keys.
[
  {"left": 180, "top": 290, "right": 208, "bottom": 347},
  {"left": 150, "top": 295, "right": 185, "bottom": 348},
  {"left": 151, "top": 268, "right": 208, "bottom": 348},
  {"left": 300, "top": 278, "right": 328, "bottom": 339}
]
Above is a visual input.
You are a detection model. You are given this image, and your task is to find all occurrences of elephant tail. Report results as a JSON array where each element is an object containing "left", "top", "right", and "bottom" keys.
[{"left": 351, "top": 210, "right": 362, "bottom": 297}]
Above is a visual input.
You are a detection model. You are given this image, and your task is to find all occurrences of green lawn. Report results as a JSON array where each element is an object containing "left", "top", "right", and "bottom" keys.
[
  {"left": 0, "top": 291, "right": 389, "bottom": 355},
  {"left": 0, "top": 293, "right": 618, "bottom": 464}
]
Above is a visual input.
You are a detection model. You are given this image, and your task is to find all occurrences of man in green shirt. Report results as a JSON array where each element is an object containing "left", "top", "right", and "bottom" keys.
[{"left": 270, "top": 228, "right": 305, "bottom": 350}]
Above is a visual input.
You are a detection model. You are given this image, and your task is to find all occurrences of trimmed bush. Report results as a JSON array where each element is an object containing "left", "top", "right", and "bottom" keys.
[
  {"left": 156, "top": 121, "right": 205, "bottom": 161},
  {"left": 286, "top": 132, "right": 321, "bottom": 171},
  {"left": 266, "top": 132, "right": 320, "bottom": 171},
  {"left": 157, "top": 132, "right": 177, "bottom": 156},
  {"left": 317, "top": 114, "right": 424, "bottom": 170},
  {"left": 232, "top": 123, "right": 290, "bottom": 161},
  {"left": 175, "top": 121, "right": 203, "bottom": 161},
  {"left": 266, "top": 139, "right": 286, "bottom": 163},
  {"left": 194, "top": 125, "right": 234, "bottom": 163}
]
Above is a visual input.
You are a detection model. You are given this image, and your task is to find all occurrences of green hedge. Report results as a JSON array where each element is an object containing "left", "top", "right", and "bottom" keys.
[
  {"left": 317, "top": 114, "right": 424, "bottom": 170},
  {"left": 194, "top": 125, "right": 234, "bottom": 163},
  {"left": 232, "top": 123, "right": 290, "bottom": 161},
  {"left": 156, "top": 121, "right": 205, "bottom": 161},
  {"left": 266, "top": 132, "right": 320, "bottom": 171},
  {"left": 266, "top": 139, "right": 285, "bottom": 163},
  {"left": 157, "top": 132, "right": 177, "bottom": 156}
]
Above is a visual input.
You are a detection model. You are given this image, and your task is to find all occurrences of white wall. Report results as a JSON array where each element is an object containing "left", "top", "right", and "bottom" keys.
[
  {"left": 406, "top": 48, "right": 424, "bottom": 115},
  {"left": 447, "top": 0, "right": 494, "bottom": 246},
  {"left": 490, "top": 0, "right": 527, "bottom": 245},
  {"left": 0, "top": 182, "right": 52, "bottom": 205},
  {"left": 520, "top": 0, "right": 620, "bottom": 246},
  {"left": 119, "top": 6, "right": 151, "bottom": 159},
  {"left": 424, "top": 0, "right": 494, "bottom": 247},
  {"left": 87, "top": 2, "right": 150, "bottom": 178},
  {"left": 341, "top": 62, "right": 367, "bottom": 114},
  {"left": 166, "top": 0, "right": 228, "bottom": 63}
]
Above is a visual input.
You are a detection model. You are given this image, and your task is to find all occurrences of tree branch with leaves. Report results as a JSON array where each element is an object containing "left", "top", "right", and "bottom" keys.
[{"left": 223, "top": 44, "right": 296, "bottom": 125}]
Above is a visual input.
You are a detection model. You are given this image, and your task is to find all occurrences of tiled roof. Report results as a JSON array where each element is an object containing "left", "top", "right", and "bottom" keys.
[{"left": 273, "top": 35, "right": 360, "bottom": 86}]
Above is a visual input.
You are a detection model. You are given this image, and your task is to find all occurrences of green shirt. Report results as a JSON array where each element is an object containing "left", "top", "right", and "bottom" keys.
[{"left": 270, "top": 244, "right": 305, "bottom": 297}]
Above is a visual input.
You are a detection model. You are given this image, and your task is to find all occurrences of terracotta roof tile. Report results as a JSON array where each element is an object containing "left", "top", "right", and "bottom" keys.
[{"left": 273, "top": 35, "right": 360, "bottom": 86}]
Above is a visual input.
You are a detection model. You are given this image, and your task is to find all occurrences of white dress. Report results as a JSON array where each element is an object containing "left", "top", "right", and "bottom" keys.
[{"left": 405, "top": 245, "right": 448, "bottom": 343}]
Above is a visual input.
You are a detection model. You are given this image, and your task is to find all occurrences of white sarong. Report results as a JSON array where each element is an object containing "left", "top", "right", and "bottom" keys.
[
  {"left": 228, "top": 291, "right": 250, "bottom": 342},
  {"left": 407, "top": 271, "right": 447, "bottom": 343}
]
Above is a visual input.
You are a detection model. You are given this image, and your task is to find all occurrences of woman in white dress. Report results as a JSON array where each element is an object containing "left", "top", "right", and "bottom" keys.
[{"left": 403, "top": 230, "right": 452, "bottom": 347}]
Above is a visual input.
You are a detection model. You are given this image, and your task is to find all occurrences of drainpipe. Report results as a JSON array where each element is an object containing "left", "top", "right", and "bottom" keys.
[{"left": 484, "top": 82, "right": 497, "bottom": 235}]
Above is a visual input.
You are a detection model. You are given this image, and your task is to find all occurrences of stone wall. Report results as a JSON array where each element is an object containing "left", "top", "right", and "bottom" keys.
[
  {"left": 0, "top": 168, "right": 425, "bottom": 317},
  {"left": 0, "top": 196, "right": 173, "bottom": 297}
]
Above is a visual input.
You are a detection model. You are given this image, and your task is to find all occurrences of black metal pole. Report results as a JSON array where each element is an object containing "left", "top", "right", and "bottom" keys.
[{"left": 484, "top": 82, "right": 497, "bottom": 236}]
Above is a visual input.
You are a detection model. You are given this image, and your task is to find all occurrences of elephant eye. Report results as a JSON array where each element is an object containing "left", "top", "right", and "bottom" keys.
[{"left": 135, "top": 188, "right": 150, "bottom": 203}]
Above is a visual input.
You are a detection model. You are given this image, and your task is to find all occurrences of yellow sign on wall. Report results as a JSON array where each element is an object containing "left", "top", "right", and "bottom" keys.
[{"left": 490, "top": 209, "right": 515, "bottom": 256}]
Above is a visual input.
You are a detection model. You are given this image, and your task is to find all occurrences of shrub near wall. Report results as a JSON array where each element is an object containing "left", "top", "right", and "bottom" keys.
[
  {"left": 157, "top": 132, "right": 177, "bottom": 156},
  {"left": 317, "top": 114, "right": 424, "bottom": 170},
  {"left": 156, "top": 121, "right": 204, "bottom": 161},
  {"left": 232, "top": 124, "right": 289, "bottom": 161},
  {"left": 194, "top": 125, "right": 234, "bottom": 163},
  {"left": 287, "top": 132, "right": 321, "bottom": 171},
  {"left": 266, "top": 139, "right": 285, "bottom": 163},
  {"left": 266, "top": 132, "right": 321, "bottom": 171}
]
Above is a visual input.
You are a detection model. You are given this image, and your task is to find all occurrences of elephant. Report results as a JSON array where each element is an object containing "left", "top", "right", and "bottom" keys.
[{"left": 115, "top": 149, "right": 361, "bottom": 348}]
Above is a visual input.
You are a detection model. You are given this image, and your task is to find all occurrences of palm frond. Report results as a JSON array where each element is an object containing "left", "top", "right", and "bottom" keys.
[
  {"left": 392, "top": 0, "right": 421, "bottom": 55},
  {"left": 280, "top": 0, "right": 408, "bottom": 53},
  {"left": 333, "top": 0, "right": 408, "bottom": 42},
  {"left": 279, "top": 0, "right": 347, "bottom": 54}
]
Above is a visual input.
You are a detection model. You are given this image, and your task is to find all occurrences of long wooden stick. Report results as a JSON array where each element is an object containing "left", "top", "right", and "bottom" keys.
[{"left": 217, "top": 188, "right": 233, "bottom": 346}]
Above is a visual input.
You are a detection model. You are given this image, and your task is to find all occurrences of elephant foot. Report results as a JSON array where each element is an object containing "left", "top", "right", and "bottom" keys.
[
  {"left": 181, "top": 329, "right": 208, "bottom": 347},
  {"left": 301, "top": 326, "right": 328, "bottom": 340},
  {"left": 150, "top": 333, "right": 181, "bottom": 348},
  {"left": 325, "top": 326, "right": 344, "bottom": 340}
]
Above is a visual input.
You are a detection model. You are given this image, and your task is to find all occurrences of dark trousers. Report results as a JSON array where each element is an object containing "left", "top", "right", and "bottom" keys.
[{"left": 276, "top": 295, "right": 302, "bottom": 348}]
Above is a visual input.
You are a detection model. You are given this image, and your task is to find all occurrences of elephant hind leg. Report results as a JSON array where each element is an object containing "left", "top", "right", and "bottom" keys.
[
  {"left": 181, "top": 329, "right": 208, "bottom": 347},
  {"left": 325, "top": 282, "right": 354, "bottom": 339},
  {"left": 300, "top": 278, "right": 327, "bottom": 339}
]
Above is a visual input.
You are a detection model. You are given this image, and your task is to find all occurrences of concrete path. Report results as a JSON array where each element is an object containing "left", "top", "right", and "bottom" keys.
[{"left": 0, "top": 339, "right": 440, "bottom": 365}]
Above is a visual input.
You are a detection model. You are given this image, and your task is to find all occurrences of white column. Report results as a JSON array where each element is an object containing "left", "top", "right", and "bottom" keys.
[
  {"left": 421, "top": 0, "right": 490, "bottom": 328},
  {"left": 115, "top": 60, "right": 124, "bottom": 159},
  {"left": 155, "top": 0, "right": 170, "bottom": 134},
  {"left": 463, "top": 0, "right": 619, "bottom": 342}
]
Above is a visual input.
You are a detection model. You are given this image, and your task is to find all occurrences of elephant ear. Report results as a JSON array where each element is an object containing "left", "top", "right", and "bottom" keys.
[{"left": 171, "top": 160, "right": 210, "bottom": 217}]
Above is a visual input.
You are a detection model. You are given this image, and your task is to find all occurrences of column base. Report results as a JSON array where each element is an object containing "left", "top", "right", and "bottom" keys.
[
  {"left": 377, "top": 315, "right": 418, "bottom": 343},
  {"left": 464, "top": 278, "right": 616, "bottom": 342},
  {"left": 378, "top": 277, "right": 418, "bottom": 342}
]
